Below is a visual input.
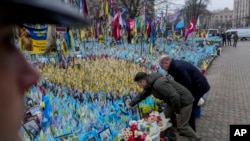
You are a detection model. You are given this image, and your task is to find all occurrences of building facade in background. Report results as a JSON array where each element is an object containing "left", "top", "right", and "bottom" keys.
[
  {"left": 209, "top": 8, "right": 234, "bottom": 31},
  {"left": 234, "top": 0, "right": 250, "bottom": 27}
]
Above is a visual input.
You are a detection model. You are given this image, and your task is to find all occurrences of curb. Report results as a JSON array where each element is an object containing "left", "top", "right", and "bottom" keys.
[
  {"left": 202, "top": 46, "right": 222, "bottom": 75},
  {"left": 204, "top": 55, "right": 217, "bottom": 75}
]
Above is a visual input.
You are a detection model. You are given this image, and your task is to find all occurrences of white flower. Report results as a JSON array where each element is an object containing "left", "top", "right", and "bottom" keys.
[
  {"left": 145, "top": 135, "right": 151, "bottom": 141},
  {"left": 134, "top": 130, "right": 139, "bottom": 135},
  {"left": 118, "top": 134, "right": 123, "bottom": 139},
  {"left": 129, "top": 120, "right": 137, "bottom": 126},
  {"left": 124, "top": 136, "right": 128, "bottom": 141},
  {"left": 138, "top": 131, "right": 144, "bottom": 136},
  {"left": 149, "top": 111, "right": 159, "bottom": 116}
]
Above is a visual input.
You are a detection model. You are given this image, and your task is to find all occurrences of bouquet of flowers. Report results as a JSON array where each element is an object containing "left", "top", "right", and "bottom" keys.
[{"left": 118, "top": 121, "right": 148, "bottom": 141}]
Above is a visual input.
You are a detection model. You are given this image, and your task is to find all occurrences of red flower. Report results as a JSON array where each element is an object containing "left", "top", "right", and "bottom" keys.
[
  {"left": 128, "top": 135, "right": 134, "bottom": 141},
  {"left": 137, "top": 133, "right": 147, "bottom": 141},
  {"left": 130, "top": 123, "right": 137, "bottom": 132}
]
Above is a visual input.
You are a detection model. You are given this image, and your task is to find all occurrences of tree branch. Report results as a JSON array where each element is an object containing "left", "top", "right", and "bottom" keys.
[{"left": 120, "top": 0, "right": 129, "bottom": 9}]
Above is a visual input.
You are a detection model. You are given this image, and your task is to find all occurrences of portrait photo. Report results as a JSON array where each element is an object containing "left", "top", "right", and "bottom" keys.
[
  {"left": 29, "top": 105, "right": 43, "bottom": 120},
  {"left": 88, "top": 137, "right": 96, "bottom": 141},
  {"left": 132, "top": 105, "right": 139, "bottom": 116},
  {"left": 29, "top": 105, "right": 42, "bottom": 116},
  {"left": 23, "top": 120, "right": 41, "bottom": 140},
  {"left": 69, "top": 116, "right": 79, "bottom": 128},
  {"left": 98, "top": 127, "right": 112, "bottom": 141},
  {"left": 123, "top": 95, "right": 132, "bottom": 108},
  {"left": 19, "top": 126, "right": 30, "bottom": 140},
  {"left": 55, "top": 133, "right": 78, "bottom": 141}
]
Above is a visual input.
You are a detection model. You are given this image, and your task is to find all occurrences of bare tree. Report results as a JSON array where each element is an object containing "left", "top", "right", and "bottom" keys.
[
  {"left": 118, "top": 0, "right": 141, "bottom": 18},
  {"left": 183, "top": 0, "right": 210, "bottom": 25},
  {"left": 114, "top": 0, "right": 155, "bottom": 19}
]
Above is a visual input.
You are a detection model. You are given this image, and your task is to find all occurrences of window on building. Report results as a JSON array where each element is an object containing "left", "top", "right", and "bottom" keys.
[{"left": 220, "top": 16, "right": 223, "bottom": 18}]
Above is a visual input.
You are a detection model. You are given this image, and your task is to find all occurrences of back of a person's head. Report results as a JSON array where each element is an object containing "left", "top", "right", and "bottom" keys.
[{"left": 134, "top": 72, "right": 147, "bottom": 82}]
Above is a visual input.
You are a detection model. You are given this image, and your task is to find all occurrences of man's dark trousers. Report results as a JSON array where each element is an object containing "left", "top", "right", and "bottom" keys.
[{"left": 189, "top": 94, "right": 203, "bottom": 132}]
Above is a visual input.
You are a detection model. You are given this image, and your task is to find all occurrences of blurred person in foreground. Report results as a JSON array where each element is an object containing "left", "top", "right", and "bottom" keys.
[
  {"left": 0, "top": 0, "right": 89, "bottom": 140},
  {"left": 158, "top": 55, "right": 210, "bottom": 131},
  {"left": 128, "top": 72, "right": 202, "bottom": 141}
]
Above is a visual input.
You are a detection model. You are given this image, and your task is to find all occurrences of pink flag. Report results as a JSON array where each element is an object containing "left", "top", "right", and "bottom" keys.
[
  {"left": 185, "top": 18, "right": 195, "bottom": 40},
  {"left": 128, "top": 19, "right": 135, "bottom": 30},
  {"left": 82, "top": 0, "right": 88, "bottom": 16},
  {"left": 112, "top": 12, "right": 121, "bottom": 41}
]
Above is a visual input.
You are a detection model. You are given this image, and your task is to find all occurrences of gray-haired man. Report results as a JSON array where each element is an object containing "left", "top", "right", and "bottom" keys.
[{"left": 158, "top": 55, "right": 210, "bottom": 132}]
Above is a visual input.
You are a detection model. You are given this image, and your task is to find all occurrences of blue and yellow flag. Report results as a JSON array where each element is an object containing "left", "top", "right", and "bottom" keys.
[{"left": 20, "top": 24, "right": 48, "bottom": 54}]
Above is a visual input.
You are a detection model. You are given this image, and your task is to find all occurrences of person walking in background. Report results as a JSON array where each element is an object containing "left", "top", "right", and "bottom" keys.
[
  {"left": 233, "top": 32, "right": 239, "bottom": 47},
  {"left": 221, "top": 32, "right": 227, "bottom": 47},
  {"left": 227, "top": 32, "right": 232, "bottom": 46},
  {"left": 158, "top": 55, "right": 210, "bottom": 132},
  {"left": 128, "top": 72, "right": 202, "bottom": 141}
]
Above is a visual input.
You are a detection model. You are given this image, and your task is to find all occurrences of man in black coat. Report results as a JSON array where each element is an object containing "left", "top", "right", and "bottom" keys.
[
  {"left": 227, "top": 32, "right": 232, "bottom": 46},
  {"left": 158, "top": 55, "right": 210, "bottom": 132},
  {"left": 221, "top": 32, "right": 227, "bottom": 46}
]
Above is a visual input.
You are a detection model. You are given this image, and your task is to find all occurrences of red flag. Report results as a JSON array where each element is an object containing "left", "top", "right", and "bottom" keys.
[
  {"left": 147, "top": 23, "right": 151, "bottom": 37},
  {"left": 82, "top": 0, "right": 88, "bottom": 16},
  {"left": 185, "top": 18, "right": 195, "bottom": 40},
  {"left": 112, "top": 12, "right": 121, "bottom": 41}
]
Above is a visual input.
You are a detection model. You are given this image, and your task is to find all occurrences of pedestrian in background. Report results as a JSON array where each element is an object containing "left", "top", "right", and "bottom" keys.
[
  {"left": 221, "top": 32, "right": 227, "bottom": 46},
  {"left": 227, "top": 32, "right": 232, "bottom": 46},
  {"left": 158, "top": 55, "right": 210, "bottom": 132},
  {"left": 233, "top": 32, "right": 239, "bottom": 47}
]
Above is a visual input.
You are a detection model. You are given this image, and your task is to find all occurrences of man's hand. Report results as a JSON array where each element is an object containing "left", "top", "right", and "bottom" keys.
[{"left": 126, "top": 104, "right": 132, "bottom": 109}]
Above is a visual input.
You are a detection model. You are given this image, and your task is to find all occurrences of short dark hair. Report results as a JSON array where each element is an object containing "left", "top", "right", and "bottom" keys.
[{"left": 134, "top": 72, "right": 147, "bottom": 82}]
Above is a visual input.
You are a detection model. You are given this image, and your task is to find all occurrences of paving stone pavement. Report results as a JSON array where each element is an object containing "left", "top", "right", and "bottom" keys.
[
  {"left": 166, "top": 42, "right": 250, "bottom": 141},
  {"left": 193, "top": 41, "right": 250, "bottom": 141}
]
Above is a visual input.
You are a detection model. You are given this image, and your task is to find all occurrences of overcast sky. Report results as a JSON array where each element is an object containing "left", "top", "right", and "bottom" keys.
[
  {"left": 175, "top": 0, "right": 234, "bottom": 11},
  {"left": 155, "top": 0, "right": 234, "bottom": 15}
]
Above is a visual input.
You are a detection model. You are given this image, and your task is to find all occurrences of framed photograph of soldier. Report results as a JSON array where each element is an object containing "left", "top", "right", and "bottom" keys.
[
  {"left": 54, "top": 133, "right": 77, "bottom": 141},
  {"left": 122, "top": 95, "right": 132, "bottom": 109},
  {"left": 98, "top": 127, "right": 112, "bottom": 141},
  {"left": 23, "top": 119, "right": 41, "bottom": 140},
  {"left": 87, "top": 137, "right": 96, "bottom": 141},
  {"left": 131, "top": 105, "right": 139, "bottom": 116},
  {"left": 19, "top": 126, "right": 30, "bottom": 140},
  {"left": 29, "top": 105, "right": 42, "bottom": 116}
]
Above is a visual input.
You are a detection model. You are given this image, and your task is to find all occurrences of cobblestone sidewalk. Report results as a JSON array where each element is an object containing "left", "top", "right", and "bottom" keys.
[{"left": 195, "top": 41, "right": 250, "bottom": 141}]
